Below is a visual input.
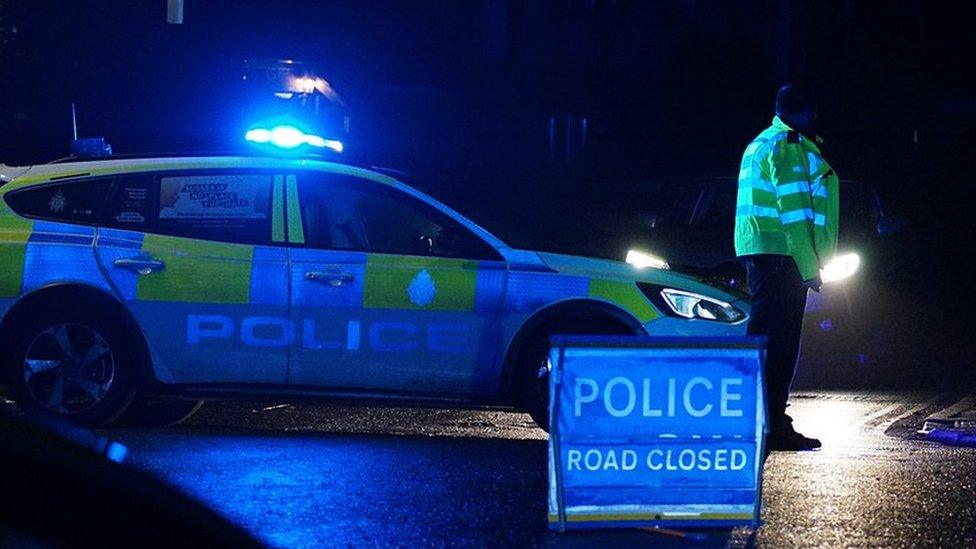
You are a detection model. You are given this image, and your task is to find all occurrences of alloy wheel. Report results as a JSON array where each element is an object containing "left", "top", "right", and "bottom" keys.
[{"left": 23, "top": 323, "right": 115, "bottom": 414}]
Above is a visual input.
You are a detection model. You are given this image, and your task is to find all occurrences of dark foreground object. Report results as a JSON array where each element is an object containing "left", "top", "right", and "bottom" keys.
[{"left": 0, "top": 412, "right": 262, "bottom": 548}]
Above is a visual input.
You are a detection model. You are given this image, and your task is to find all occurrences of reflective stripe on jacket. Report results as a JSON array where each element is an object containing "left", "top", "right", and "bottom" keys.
[{"left": 734, "top": 115, "right": 839, "bottom": 280}]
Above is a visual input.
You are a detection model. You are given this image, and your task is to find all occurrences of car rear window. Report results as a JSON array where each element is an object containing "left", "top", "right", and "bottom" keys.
[{"left": 4, "top": 179, "right": 112, "bottom": 225}]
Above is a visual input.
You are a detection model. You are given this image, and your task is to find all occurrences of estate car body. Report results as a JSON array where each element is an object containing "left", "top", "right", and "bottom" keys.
[{"left": 0, "top": 157, "right": 748, "bottom": 427}]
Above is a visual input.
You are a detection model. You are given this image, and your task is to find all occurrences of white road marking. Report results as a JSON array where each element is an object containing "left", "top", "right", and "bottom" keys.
[
  {"left": 875, "top": 403, "right": 929, "bottom": 435},
  {"left": 924, "top": 396, "right": 976, "bottom": 420},
  {"left": 857, "top": 402, "right": 903, "bottom": 429},
  {"left": 788, "top": 393, "right": 945, "bottom": 453}
]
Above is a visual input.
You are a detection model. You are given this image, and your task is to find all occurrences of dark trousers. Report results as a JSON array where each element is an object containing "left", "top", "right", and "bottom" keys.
[{"left": 743, "top": 254, "right": 808, "bottom": 433}]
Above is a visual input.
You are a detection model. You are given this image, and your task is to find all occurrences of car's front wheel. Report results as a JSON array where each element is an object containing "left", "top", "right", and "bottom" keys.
[
  {"left": 5, "top": 310, "right": 140, "bottom": 427},
  {"left": 515, "top": 314, "right": 636, "bottom": 432}
]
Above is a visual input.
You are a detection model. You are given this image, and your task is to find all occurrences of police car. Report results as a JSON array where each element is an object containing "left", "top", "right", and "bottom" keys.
[{"left": 0, "top": 156, "right": 748, "bottom": 428}]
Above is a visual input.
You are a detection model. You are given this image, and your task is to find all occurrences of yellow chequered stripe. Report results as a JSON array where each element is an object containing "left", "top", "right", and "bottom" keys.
[
  {"left": 136, "top": 234, "right": 253, "bottom": 304},
  {"left": 0, "top": 207, "right": 33, "bottom": 297},
  {"left": 285, "top": 174, "right": 305, "bottom": 244},
  {"left": 271, "top": 176, "right": 285, "bottom": 243},
  {"left": 588, "top": 279, "right": 659, "bottom": 323},
  {"left": 363, "top": 253, "right": 477, "bottom": 311}
]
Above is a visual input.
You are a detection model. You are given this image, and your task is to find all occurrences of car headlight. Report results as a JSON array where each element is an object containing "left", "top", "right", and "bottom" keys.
[
  {"left": 820, "top": 252, "right": 860, "bottom": 283},
  {"left": 626, "top": 249, "right": 670, "bottom": 270},
  {"left": 638, "top": 283, "right": 746, "bottom": 323}
]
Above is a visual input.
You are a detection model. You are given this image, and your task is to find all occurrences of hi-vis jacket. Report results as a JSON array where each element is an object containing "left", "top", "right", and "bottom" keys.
[{"left": 734, "top": 116, "right": 839, "bottom": 281}]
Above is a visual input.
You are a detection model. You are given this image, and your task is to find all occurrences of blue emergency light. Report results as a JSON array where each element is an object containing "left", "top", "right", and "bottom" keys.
[
  {"left": 245, "top": 125, "right": 343, "bottom": 153},
  {"left": 71, "top": 137, "right": 113, "bottom": 157}
]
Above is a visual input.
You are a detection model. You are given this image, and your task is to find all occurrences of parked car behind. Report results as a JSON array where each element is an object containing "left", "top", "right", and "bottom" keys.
[{"left": 629, "top": 176, "right": 923, "bottom": 389}]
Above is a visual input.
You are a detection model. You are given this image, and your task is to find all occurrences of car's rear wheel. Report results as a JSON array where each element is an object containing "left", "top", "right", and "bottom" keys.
[
  {"left": 116, "top": 395, "right": 204, "bottom": 427},
  {"left": 515, "top": 314, "right": 635, "bottom": 432},
  {"left": 5, "top": 310, "right": 140, "bottom": 427}
]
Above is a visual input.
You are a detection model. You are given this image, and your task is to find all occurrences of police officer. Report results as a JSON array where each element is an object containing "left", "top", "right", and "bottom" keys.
[{"left": 734, "top": 84, "right": 839, "bottom": 451}]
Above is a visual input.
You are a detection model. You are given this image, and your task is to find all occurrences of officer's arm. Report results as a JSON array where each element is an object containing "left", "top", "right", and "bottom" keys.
[
  {"left": 808, "top": 151, "right": 838, "bottom": 261},
  {"left": 768, "top": 138, "right": 821, "bottom": 281}
]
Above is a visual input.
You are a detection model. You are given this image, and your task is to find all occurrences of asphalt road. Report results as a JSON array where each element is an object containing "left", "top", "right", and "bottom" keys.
[{"left": 105, "top": 392, "right": 976, "bottom": 548}]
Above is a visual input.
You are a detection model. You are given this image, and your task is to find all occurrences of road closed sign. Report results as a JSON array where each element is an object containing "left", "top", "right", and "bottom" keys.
[{"left": 547, "top": 336, "right": 766, "bottom": 531}]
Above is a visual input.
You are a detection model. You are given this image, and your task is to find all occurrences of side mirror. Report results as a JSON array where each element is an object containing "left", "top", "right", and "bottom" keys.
[{"left": 876, "top": 216, "right": 906, "bottom": 236}]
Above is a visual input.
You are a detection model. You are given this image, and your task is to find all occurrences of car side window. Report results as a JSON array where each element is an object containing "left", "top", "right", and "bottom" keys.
[
  {"left": 103, "top": 175, "right": 153, "bottom": 230},
  {"left": 153, "top": 173, "right": 274, "bottom": 245},
  {"left": 296, "top": 172, "right": 502, "bottom": 260},
  {"left": 4, "top": 179, "right": 112, "bottom": 225}
]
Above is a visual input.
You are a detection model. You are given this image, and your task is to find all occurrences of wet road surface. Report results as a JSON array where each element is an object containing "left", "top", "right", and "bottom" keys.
[{"left": 106, "top": 392, "right": 976, "bottom": 547}]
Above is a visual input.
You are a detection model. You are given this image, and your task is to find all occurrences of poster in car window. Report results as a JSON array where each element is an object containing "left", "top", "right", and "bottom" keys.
[
  {"left": 159, "top": 175, "right": 268, "bottom": 219},
  {"left": 114, "top": 182, "right": 149, "bottom": 225}
]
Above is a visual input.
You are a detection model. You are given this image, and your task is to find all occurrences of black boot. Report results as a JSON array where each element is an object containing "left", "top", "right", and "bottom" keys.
[{"left": 767, "top": 414, "right": 821, "bottom": 451}]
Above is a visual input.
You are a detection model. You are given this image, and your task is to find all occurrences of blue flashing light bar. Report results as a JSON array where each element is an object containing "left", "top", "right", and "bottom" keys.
[
  {"left": 71, "top": 137, "right": 113, "bottom": 157},
  {"left": 245, "top": 125, "right": 343, "bottom": 153}
]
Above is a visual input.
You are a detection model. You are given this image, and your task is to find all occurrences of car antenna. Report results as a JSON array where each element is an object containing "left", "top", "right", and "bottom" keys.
[
  {"left": 71, "top": 102, "right": 79, "bottom": 142},
  {"left": 68, "top": 102, "right": 113, "bottom": 157}
]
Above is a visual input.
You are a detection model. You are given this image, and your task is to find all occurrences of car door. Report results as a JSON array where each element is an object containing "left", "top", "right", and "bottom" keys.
[
  {"left": 286, "top": 170, "right": 507, "bottom": 396},
  {"left": 95, "top": 170, "right": 289, "bottom": 384}
]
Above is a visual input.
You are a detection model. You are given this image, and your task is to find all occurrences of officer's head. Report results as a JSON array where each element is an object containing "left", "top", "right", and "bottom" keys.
[{"left": 775, "top": 84, "right": 818, "bottom": 133}]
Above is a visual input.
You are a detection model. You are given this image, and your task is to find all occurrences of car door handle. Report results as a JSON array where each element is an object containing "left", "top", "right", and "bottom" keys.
[
  {"left": 305, "top": 270, "right": 355, "bottom": 287},
  {"left": 114, "top": 256, "right": 166, "bottom": 276}
]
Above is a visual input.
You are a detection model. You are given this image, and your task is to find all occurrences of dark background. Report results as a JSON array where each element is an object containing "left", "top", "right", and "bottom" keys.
[{"left": 1, "top": 1, "right": 973, "bottom": 377}]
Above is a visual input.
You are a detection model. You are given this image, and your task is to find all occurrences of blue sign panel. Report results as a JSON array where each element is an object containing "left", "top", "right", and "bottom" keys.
[{"left": 548, "top": 336, "right": 766, "bottom": 531}]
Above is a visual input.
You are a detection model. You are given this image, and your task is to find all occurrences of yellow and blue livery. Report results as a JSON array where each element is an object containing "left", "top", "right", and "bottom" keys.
[{"left": 0, "top": 156, "right": 748, "bottom": 428}]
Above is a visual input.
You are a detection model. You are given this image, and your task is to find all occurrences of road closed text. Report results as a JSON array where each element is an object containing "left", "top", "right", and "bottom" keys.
[{"left": 566, "top": 447, "right": 749, "bottom": 473}]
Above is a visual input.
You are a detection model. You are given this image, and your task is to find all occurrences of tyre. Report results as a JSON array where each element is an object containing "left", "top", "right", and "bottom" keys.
[
  {"left": 515, "top": 314, "right": 634, "bottom": 432},
  {"left": 4, "top": 308, "right": 141, "bottom": 427},
  {"left": 116, "top": 395, "right": 204, "bottom": 427}
]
